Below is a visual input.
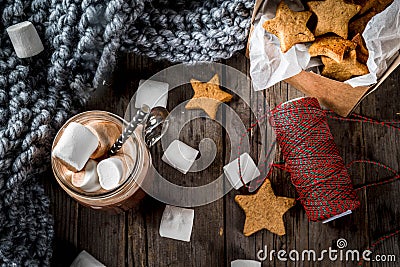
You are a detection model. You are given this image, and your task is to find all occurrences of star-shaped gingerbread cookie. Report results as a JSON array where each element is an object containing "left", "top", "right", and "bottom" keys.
[
  {"left": 309, "top": 36, "right": 357, "bottom": 63},
  {"left": 235, "top": 179, "right": 295, "bottom": 236},
  {"left": 185, "top": 74, "right": 232, "bottom": 120},
  {"left": 321, "top": 50, "right": 369, "bottom": 81},
  {"left": 262, "top": 1, "right": 314, "bottom": 53},
  {"left": 307, "top": 0, "right": 361, "bottom": 38}
]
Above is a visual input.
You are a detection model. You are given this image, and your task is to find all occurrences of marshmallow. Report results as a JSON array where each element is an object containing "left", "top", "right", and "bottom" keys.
[
  {"left": 70, "top": 250, "right": 105, "bottom": 267},
  {"left": 71, "top": 159, "right": 101, "bottom": 192},
  {"left": 231, "top": 260, "right": 261, "bottom": 267},
  {"left": 223, "top": 153, "right": 260, "bottom": 190},
  {"left": 97, "top": 155, "right": 133, "bottom": 190},
  {"left": 97, "top": 157, "right": 124, "bottom": 190},
  {"left": 162, "top": 140, "right": 199, "bottom": 174},
  {"left": 53, "top": 122, "right": 99, "bottom": 172},
  {"left": 86, "top": 121, "right": 121, "bottom": 159},
  {"left": 159, "top": 205, "right": 194, "bottom": 242},
  {"left": 6, "top": 21, "right": 44, "bottom": 58},
  {"left": 135, "top": 79, "right": 169, "bottom": 109}
]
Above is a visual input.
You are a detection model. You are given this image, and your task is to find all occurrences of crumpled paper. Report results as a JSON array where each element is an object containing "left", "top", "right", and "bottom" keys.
[{"left": 250, "top": 0, "right": 400, "bottom": 90}]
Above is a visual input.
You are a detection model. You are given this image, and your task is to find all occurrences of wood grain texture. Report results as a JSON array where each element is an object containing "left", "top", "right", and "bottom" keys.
[
  {"left": 43, "top": 171, "right": 79, "bottom": 267},
  {"left": 359, "top": 70, "right": 400, "bottom": 267},
  {"left": 43, "top": 51, "right": 400, "bottom": 266},
  {"left": 223, "top": 55, "right": 260, "bottom": 265}
]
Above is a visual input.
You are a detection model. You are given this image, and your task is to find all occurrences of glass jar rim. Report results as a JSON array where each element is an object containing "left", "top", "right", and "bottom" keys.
[{"left": 51, "top": 110, "right": 143, "bottom": 199}]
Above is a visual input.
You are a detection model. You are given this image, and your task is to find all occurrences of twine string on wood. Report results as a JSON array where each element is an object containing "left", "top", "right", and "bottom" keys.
[
  {"left": 346, "top": 160, "right": 400, "bottom": 267},
  {"left": 268, "top": 97, "right": 360, "bottom": 221},
  {"left": 237, "top": 98, "right": 360, "bottom": 221},
  {"left": 235, "top": 97, "right": 400, "bottom": 266},
  {"left": 238, "top": 98, "right": 400, "bottom": 204},
  {"left": 357, "top": 229, "right": 400, "bottom": 266}
]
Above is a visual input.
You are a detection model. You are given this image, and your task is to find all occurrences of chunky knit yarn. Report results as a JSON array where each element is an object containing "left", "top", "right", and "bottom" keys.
[{"left": 0, "top": 0, "right": 253, "bottom": 265}]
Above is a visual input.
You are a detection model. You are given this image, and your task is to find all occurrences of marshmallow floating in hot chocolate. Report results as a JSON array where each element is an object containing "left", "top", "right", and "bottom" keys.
[
  {"left": 162, "top": 140, "right": 199, "bottom": 174},
  {"left": 97, "top": 155, "right": 133, "bottom": 190},
  {"left": 71, "top": 159, "right": 101, "bottom": 192},
  {"left": 159, "top": 205, "right": 194, "bottom": 242},
  {"left": 52, "top": 122, "right": 99, "bottom": 171},
  {"left": 86, "top": 121, "right": 121, "bottom": 159},
  {"left": 97, "top": 157, "right": 124, "bottom": 190},
  {"left": 223, "top": 153, "right": 260, "bottom": 190}
]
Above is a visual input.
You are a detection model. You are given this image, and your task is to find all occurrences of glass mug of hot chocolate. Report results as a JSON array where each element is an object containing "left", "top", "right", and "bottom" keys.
[{"left": 51, "top": 110, "right": 158, "bottom": 213}]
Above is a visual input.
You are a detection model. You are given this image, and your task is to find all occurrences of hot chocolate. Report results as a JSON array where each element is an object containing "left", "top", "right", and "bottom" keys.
[{"left": 51, "top": 111, "right": 150, "bottom": 213}]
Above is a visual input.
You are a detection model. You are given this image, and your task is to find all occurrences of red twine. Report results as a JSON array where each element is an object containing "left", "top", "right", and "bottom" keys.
[
  {"left": 236, "top": 97, "right": 399, "bottom": 265},
  {"left": 269, "top": 97, "right": 360, "bottom": 221},
  {"left": 357, "top": 229, "right": 400, "bottom": 267}
]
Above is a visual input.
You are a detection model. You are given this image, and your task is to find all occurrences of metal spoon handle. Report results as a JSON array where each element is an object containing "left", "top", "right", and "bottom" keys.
[
  {"left": 109, "top": 105, "right": 150, "bottom": 155},
  {"left": 143, "top": 106, "right": 169, "bottom": 148}
]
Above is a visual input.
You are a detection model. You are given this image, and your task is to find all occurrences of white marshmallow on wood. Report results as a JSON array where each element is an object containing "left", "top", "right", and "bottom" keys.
[
  {"left": 135, "top": 79, "right": 169, "bottom": 109},
  {"left": 162, "top": 140, "right": 199, "bottom": 174},
  {"left": 231, "top": 260, "right": 261, "bottom": 267},
  {"left": 71, "top": 159, "right": 101, "bottom": 192},
  {"left": 86, "top": 121, "right": 121, "bottom": 159},
  {"left": 70, "top": 250, "right": 105, "bottom": 267},
  {"left": 53, "top": 122, "right": 99, "bottom": 172},
  {"left": 159, "top": 205, "right": 194, "bottom": 242},
  {"left": 6, "top": 21, "right": 44, "bottom": 58},
  {"left": 223, "top": 153, "right": 260, "bottom": 190},
  {"left": 97, "top": 154, "right": 133, "bottom": 190}
]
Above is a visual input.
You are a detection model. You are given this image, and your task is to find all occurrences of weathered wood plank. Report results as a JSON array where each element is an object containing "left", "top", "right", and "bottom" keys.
[
  {"left": 127, "top": 205, "right": 148, "bottom": 267},
  {"left": 223, "top": 54, "right": 260, "bottom": 265},
  {"left": 45, "top": 51, "right": 400, "bottom": 267},
  {"left": 121, "top": 53, "right": 172, "bottom": 267},
  {"left": 72, "top": 54, "right": 133, "bottom": 267},
  {"left": 306, "top": 115, "right": 368, "bottom": 267},
  {"left": 284, "top": 82, "right": 309, "bottom": 267},
  {"left": 359, "top": 70, "right": 400, "bottom": 267},
  {"left": 124, "top": 54, "right": 157, "bottom": 267},
  {"left": 126, "top": 60, "right": 227, "bottom": 266},
  {"left": 43, "top": 170, "right": 79, "bottom": 267},
  {"left": 77, "top": 208, "right": 126, "bottom": 267}
]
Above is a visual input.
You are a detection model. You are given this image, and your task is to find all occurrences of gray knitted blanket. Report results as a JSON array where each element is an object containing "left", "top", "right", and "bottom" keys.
[{"left": 0, "top": 0, "right": 253, "bottom": 265}]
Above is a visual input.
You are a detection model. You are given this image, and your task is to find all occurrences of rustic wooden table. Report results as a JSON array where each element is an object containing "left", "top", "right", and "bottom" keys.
[{"left": 44, "top": 52, "right": 400, "bottom": 267}]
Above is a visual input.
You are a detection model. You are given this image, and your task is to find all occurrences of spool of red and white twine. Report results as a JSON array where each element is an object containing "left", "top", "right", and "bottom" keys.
[
  {"left": 269, "top": 97, "right": 360, "bottom": 221},
  {"left": 237, "top": 96, "right": 399, "bottom": 265}
]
